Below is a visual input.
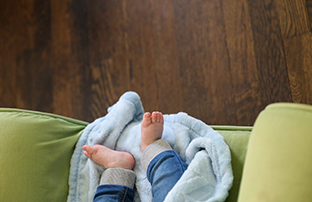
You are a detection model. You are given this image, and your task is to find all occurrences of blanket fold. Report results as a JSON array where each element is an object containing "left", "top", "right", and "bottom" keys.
[{"left": 67, "top": 91, "right": 233, "bottom": 202}]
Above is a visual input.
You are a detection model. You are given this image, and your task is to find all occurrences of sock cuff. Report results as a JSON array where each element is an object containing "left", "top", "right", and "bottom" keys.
[
  {"left": 100, "top": 168, "right": 136, "bottom": 189},
  {"left": 141, "top": 139, "right": 173, "bottom": 172}
]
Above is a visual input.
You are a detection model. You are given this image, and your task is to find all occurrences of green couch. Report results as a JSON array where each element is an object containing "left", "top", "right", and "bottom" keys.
[{"left": 0, "top": 103, "right": 311, "bottom": 202}]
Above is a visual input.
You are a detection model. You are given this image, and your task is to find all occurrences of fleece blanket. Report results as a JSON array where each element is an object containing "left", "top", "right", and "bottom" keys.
[{"left": 67, "top": 91, "right": 233, "bottom": 202}]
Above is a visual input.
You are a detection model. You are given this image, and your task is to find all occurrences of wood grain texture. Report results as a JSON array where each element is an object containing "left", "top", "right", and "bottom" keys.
[
  {"left": 247, "top": 0, "right": 292, "bottom": 104},
  {"left": 171, "top": 0, "right": 237, "bottom": 125},
  {"left": 275, "top": 0, "right": 311, "bottom": 38},
  {"left": 1, "top": 0, "right": 311, "bottom": 126},
  {"left": 306, "top": 0, "right": 312, "bottom": 29},
  {"left": 223, "top": 0, "right": 263, "bottom": 125},
  {"left": 149, "top": 0, "right": 183, "bottom": 113},
  {"left": 0, "top": 1, "right": 26, "bottom": 108},
  {"left": 284, "top": 32, "right": 312, "bottom": 103}
]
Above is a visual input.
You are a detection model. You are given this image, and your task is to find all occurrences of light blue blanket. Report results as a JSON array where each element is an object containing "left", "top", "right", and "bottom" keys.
[{"left": 67, "top": 92, "right": 233, "bottom": 202}]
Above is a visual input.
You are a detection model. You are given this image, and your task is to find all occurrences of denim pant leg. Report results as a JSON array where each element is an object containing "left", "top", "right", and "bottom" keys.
[
  {"left": 94, "top": 184, "right": 134, "bottom": 202},
  {"left": 147, "top": 150, "right": 188, "bottom": 202}
]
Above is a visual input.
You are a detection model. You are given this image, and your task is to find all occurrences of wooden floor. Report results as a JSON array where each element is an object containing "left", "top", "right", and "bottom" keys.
[{"left": 0, "top": 0, "right": 311, "bottom": 126}]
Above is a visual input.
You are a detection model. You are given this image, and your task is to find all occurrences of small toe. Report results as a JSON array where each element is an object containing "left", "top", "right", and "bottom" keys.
[
  {"left": 144, "top": 112, "right": 152, "bottom": 119},
  {"left": 83, "top": 151, "right": 92, "bottom": 159},
  {"left": 82, "top": 145, "right": 90, "bottom": 151},
  {"left": 152, "top": 111, "right": 163, "bottom": 123},
  {"left": 159, "top": 113, "right": 164, "bottom": 123},
  {"left": 151, "top": 112, "right": 157, "bottom": 123}
]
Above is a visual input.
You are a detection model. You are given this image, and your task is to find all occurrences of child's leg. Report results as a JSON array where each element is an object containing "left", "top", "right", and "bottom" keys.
[
  {"left": 141, "top": 112, "right": 188, "bottom": 202},
  {"left": 82, "top": 144, "right": 135, "bottom": 202}
]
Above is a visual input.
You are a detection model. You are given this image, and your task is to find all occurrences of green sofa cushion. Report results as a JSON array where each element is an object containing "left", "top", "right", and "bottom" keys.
[
  {"left": 0, "top": 108, "right": 252, "bottom": 202},
  {"left": 238, "top": 103, "right": 312, "bottom": 202},
  {"left": 0, "top": 108, "right": 88, "bottom": 202},
  {"left": 213, "top": 126, "right": 252, "bottom": 202}
]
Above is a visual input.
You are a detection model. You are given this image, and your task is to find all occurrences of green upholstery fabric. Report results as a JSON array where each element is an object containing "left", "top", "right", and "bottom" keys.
[
  {"left": 238, "top": 103, "right": 312, "bottom": 202},
  {"left": 213, "top": 126, "right": 252, "bottom": 202},
  {"left": 0, "top": 108, "right": 88, "bottom": 202},
  {"left": 0, "top": 108, "right": 252, "bottom": 202}
]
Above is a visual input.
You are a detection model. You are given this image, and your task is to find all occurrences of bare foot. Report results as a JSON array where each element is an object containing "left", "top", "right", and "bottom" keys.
[
  {"left": 82, "top": 145, "right": 135, "bottom": 170},
  {"left": 141, "top": 111, "right": 164, "bottom": 152}
]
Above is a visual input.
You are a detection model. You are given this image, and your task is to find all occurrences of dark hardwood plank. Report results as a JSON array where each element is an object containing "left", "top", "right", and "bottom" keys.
[
  {"left": 121, "top": 0, "right": 160, "bottom": 112},
  {"left": 87, "top": 0, "right": 131, "bottom": 103},
  {"left": 306, "top": 0, "right": 312, "bottom": 29},
  {"left": 149, "top": 0, "right": 184, "bottom": 114},
  {"left": 0, "top": 66, "right": 16, "bottom": 108},
  {"left": 0, "top": 0, "right": 32, "bottom": 108},
  {"left": 223, "top": 0, "right": 258, "bottom": 87},
  {"left": 172, "top": 0, "right": 237, "bottom": 125},
  {"left": 50, "top": 0, "right": 77, "bottom": 118},
  {"left": 284, "top": 32, "right": 312, "bottom": 104},
  {"left": 50, "top": 0, "right": 93, "bottom": 121},
  {"left": 16, "top": 49, "right": 54, "bottom": 112},
  {"left": 27, "top": 0, "right": 54, "bottom": 112},
  {"left": 68, "top": 0, "right": 93, "bottom": 121},
  {"left": 234, "top": 82, "right": 264, "bottom": 126},
  {"left": 275, "top": 0, "right": 311, "bottom": 38},
  {"left": 247, "top": 0, "right": 292, "bottom": 104},
  {"left": 86, "top": 0, "right": 161, "bottom": 117},
  {"left": 0, "top": 0, "right": 54, "bottom": 112},
  {"left": 90, "top": 59, "right": 116, "bottom": 119},
  {"left": 1, "top": 0, "right": 312, "bottom": 126},
  {"left": 223, "top": 0, "right": 264, "bottom": 126}
]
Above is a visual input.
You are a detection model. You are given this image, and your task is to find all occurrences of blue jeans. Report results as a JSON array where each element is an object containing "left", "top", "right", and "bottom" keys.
[
  {"left": 94, "top": 185, "right": 134, "bottom": 202},
  {"left": 94, "top": 150, "right": 188, "bottom": 202}
]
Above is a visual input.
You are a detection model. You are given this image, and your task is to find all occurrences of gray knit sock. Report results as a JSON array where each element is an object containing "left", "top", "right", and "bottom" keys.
[
  {"left": 141, "top": 139, "right": 173, "bottom": 172},
  {"left": 100, "top": 168, "right": 136, "bottom": 189}
]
